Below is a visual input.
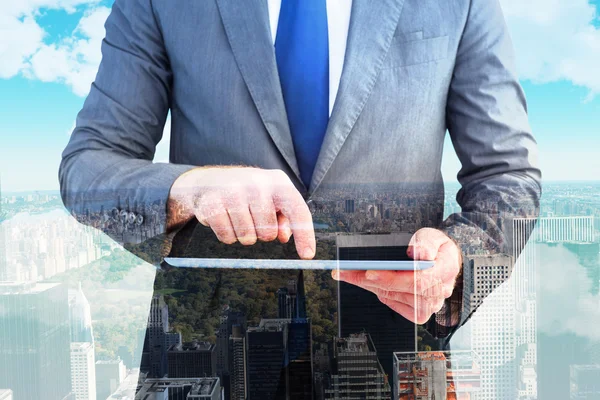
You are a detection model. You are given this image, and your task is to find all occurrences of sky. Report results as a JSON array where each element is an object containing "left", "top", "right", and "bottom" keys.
[{"left": 0, "top": 0, "right": 599, "bottom": 192}]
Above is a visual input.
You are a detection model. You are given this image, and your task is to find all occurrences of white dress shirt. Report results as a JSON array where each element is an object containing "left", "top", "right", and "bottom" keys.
[{"left": 267, "top": 0, "right": 353, "bottom": 116}]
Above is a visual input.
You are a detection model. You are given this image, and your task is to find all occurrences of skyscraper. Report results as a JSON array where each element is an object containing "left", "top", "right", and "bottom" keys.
[
  {"left": 167, "top": 342, "right": 216, "bottom": 378},
  {"left": 70, "top": 342, "right": 97, "bottom": 400},
  {"left": 287, "top": 319, "right": 313, "bottom": 399},
  {"left": 68, "top": 282, "right": 94, "bottom": 344},
  {"left": 336, "top": 233, "right": 419, "bottom": 377},
  {"left": 463, "top": 254, "right": 516, "bottom": 400},
  {"left": 277, "top": 272, "right": 307, "bottom": 319},
  {"left": 141, "top": 295, "right": 182, "bottom": 378},
  {"left": 0, "top": 282, "right": 73, "bottom": 400},
  {"left": 245, "top": 318, "right": 313, "bottom": 400},
  {"left": 324, "top": 333, "right": 391, "bottom": 399},
  {"left": 230, "top": 325, "right": 246, "bottom": 400},
  {"left": 216, "top": 307, "right": 247, "bottom": 376},
  {"left": 344, "top": 199, "right": 355, "bottom": 213},
  {"left": 215, "top": 307, "right": 246, "bottom": 400}
]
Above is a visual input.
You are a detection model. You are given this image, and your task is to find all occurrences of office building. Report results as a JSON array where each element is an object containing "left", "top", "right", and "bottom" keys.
[
  {"left": 324, "top": 333, "right": 391, "bottom": 399},
  {"left": 95, "top": 359, "right": 126, "bottom": 400},
  {"left": 393, "top": 351, "right": 481, "bottom": 400},
  {"left": 344, "top": 199, "right": 355, "bottom": 213},
  {"left": 336, "top": 233, "right": 419, "bottom": 377},
  {"left": 463, "top": 254, "right": 516, "bottom": 399},
  {"left": 246, "top": 320, "right": 287, "bottom": 399},
  {"left": 70, "top": 342, "right": 97, "bottom": 400},
  {"left": 136, "top": 377, "right": 221, "bottom": 400},
  {"left": 246, "top": 318, "right": 313, "bottom": 400},
  {"left": 277, "top": 272, "right": 307, "bottom": 319},
  {"left": 141, "top": 295, "right": 182, "bottom": 378},
  {"left": 570, "top": 364, "right": 600, "bottom": 400},
  {"left": 0, "top": 282, "right": 73, "bottom": 400},
  {"left": 230, "top": 325, "right": 246, "bottom": 400},
  {"left": 68, "top": 282, "right": 94, "bottom": 343},
  {"left": 216, "top": 307, "right": 246, "bottom": 376},
  {"left": 535, "top": 216, "right": 594, "bottom": 243},
  {"left": 287, "top": 319, "right": 313, "bottom": 399},
  {"left": 215, "top": 307, "right": 246, "bottom": 400},
  {"left": 168, "top": 341, "right": 216, "bottom": 378}
]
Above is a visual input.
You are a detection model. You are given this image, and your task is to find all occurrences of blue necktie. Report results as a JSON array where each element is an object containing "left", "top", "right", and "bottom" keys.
[{"left": 275, "top": 0, "right": 329, "bottom": 189}]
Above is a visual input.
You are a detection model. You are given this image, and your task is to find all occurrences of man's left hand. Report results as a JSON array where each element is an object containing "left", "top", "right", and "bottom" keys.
[{"left": 332, "top": 228, "right": 462, "bottom": 325}]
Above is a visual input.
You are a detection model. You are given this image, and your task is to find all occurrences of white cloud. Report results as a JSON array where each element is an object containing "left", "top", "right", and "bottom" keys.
[
  {"left": 0, "top": 0, "right": 107, "bottom": 96},
  {"left": 500, "top": 0, "right": 600, "bottom": 95},
  {"left": 0, "top": 15, "right": 45, "bottom": 78},
  {"left": 535, "top": 243, "right": 600, "bottom": 341},
  {"left": 26, "top": 6, "right": 110, "bottom": 96}
]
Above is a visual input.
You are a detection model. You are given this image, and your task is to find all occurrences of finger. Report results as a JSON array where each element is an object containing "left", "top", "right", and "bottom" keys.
[
  {"left": 407, "top": 227, "right": 448, "bottom": 261},
  {"left": 204, "top": 210, "right": 237, "bottom": 245},
  {"left": 378, "top": 296, "right": 442, "bottom": 325},
  {"left": 277, "top": 213, "right": 292, "bottom": 243},
  {"left": 334, "top": 269, "right": 445, "bottom": 297},
  {"left": 227, "top": 205, "right": 258, "bottom": 246},
  {"left": 249, "top": 196, "right": 278, "bottom": 242},
  {"left": 272, "top": 184, "right": 315, "bottom": 259},
  {"left": 369, "top": 287, "right": 438, "bottom": 307}
]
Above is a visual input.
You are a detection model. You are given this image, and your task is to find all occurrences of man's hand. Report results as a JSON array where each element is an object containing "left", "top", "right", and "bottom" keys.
[
  {"left": 167, "top": 166, "right": 316, "bottom": 260},
  {"left": 332, "top": 228, "right": 462, "bottom": 324}
]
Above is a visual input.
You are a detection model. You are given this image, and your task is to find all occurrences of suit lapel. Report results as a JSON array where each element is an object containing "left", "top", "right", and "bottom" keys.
[
  {"left": 309, "top": 0, "right": 406, "bottom": 193},
  {"left": 216, "top": 0, "right": 303, "bottom": 186}
]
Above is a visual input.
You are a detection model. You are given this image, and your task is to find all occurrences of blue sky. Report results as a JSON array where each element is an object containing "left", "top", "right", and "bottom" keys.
[{"left": 0, "top": 0, "right": 599, "bottom": 191}]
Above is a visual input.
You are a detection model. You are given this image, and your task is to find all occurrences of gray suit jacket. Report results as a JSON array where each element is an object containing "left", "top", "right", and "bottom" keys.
[{"left": 59, "top": 0, "right": 541, "bottom": 336}]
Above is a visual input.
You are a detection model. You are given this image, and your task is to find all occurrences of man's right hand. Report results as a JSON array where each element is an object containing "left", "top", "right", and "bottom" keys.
[{"left": 167, "top": 166, "right": 316, "bottom": 260}]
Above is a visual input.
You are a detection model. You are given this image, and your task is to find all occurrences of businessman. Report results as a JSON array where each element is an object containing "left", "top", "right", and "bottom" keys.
[{"left": 60, "top": 0, "right": 540, "bottom": 368}]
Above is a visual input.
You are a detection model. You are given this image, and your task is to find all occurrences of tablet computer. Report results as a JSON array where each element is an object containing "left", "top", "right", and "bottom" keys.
[{"left": 163, "top": 257, "right": 434, "bottom": 270}]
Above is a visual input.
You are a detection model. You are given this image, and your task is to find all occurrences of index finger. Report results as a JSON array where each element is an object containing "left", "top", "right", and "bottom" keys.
[
  {"left": 335, "top": 268, "right": 445, "bottom": 297},
  {"left": 272, "top": 187, "right": 315, "bottom": 259}
]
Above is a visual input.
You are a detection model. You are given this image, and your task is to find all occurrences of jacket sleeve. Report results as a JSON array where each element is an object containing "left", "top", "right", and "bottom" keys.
[
  {"left": 426, "top": 0, "right": 542, "bottom": 340},
  {"left": 59, "top": 0, "right": 195, "bottom": 264}
]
